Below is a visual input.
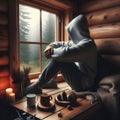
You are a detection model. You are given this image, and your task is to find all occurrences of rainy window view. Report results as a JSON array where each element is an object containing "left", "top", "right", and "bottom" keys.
[{"left": 19, "top": 4, "right": 56, "bottom": 73}]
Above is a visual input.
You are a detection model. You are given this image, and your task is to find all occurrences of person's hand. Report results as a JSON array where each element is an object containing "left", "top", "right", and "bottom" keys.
[{"left": 44, "top": 45, "right": 54, "bottom": 59}]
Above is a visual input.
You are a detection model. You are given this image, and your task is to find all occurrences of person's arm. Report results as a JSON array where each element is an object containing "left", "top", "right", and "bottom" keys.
[
  {"left": 50, "top": 41, "right": 69, "bottom": 48},
  {"left": 44, "top": 41, "right": 69, "bottom": 59},
  {"left": 44, "top": 45, "right": 54, "bottom": 59},
  {"left": 51, "top": 39, "right": 96, "bottom": 62}
]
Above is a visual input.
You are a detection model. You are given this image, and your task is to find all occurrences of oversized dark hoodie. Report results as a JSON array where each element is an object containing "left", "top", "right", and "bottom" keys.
[{"left": 50, "top": 14, "right": 97, "bottom": 90}]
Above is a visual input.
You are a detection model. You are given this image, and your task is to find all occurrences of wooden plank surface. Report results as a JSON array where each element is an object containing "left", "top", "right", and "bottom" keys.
[
  {"left": 13, "top": 96, "right": 64, "bottom": 119},
  {"left": 12, "top": 82, "right": 101, "bottom": 120},
  {"left": 12, "top": 82, "right": 70, "bottom": 119},
  {"left": 44, "top": 99, "right": 101, "bottom": 120}
]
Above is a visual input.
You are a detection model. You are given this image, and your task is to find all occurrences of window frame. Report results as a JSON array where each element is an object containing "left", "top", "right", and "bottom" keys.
[
  {"left": 19, "top": 4, "right": 59, "bottom": 78},
  {"left": 9, "top": 0, "right": 72, "bottom": 80}
]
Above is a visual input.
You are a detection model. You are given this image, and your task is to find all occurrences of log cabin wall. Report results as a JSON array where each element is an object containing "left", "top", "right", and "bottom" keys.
[
  {"left": 0, "top": 0, "right": 73, "bottom": 97},
  {"left": 79, "top": 0, "right": 120, "bottom": 73},
  {"left": 0, "top": 0, "right": 9, "bottom": 95},
  {"left": 0, "top": 0, "right": 120, "bottom": 96}
]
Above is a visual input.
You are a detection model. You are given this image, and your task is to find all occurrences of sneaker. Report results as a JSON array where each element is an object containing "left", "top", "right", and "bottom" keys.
[
  {"left": 24, "top": 83, "right": 42, "bottom": 95},
  {"left": 42, "top": 80, "right": 57, "bottom": 89}
]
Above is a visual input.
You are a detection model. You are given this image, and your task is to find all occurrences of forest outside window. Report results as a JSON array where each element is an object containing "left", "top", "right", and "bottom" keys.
[{"left": 19, "top": 4, "right": 58, "bottom": 78}]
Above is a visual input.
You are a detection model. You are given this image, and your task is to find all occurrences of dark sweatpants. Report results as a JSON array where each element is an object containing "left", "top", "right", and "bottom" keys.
[{"left": 37, "top": 60, "right": 87, "bottom": 92}]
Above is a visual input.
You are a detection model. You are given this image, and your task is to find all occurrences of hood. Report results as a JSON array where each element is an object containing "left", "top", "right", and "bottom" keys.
[{"left": 65, "top": 14, "right": 90, "bottom": 44}]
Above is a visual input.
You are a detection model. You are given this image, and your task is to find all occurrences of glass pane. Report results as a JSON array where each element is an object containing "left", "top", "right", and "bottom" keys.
[
  {"left": 19, "top": 4, "right": 40, "bottom": 42},
  {"left": 20, "top": 44, "right": 40, "bottom": 73},
  {"left": 42, "top": 11, "right": 56, "bottom": 43},
  {"left": 42, "top": 44, "right": 51, "bottom": 69}
]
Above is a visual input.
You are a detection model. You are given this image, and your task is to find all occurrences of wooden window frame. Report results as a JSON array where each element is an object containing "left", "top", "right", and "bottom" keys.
[{"left": 9, "top": 0, "right": 72, "bottom": 81}]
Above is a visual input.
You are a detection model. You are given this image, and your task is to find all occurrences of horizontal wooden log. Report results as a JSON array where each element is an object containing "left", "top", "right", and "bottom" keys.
[
  {"left": 0, "top": 36, "right": 8, "bottom": 40},
  {"left": 0, "top": 25, "right": 8, "bottom": 37},
  {"left": 33, "top": 0, "right": 71, "bottom": 9},
  {"left": 0, "top": 55, "right": 9, "bottom": 66},
  {"left": 102, "top": 55, "right": 120, "bottom": 73},
  {"left": 0, "top": 76, "right": 9, "bottom": 90},
  {"left": 0, "top": 67, "right": 9, "bottom": 77},
  {"left": 19, "top": 0, "right": 72, "bottom": 11},
  {"left": 94, "top": 38, "right": 120, "bottom": 54},
  {"left": 56, "top": 0, "right": 76, "bottom": 8},
  {"left": 89, "top": 22, "right": 120, "bottom": 39},
  {"left": 79, "top": 0, "right": 120, "bottom": 13},
  {"left": 0, "top": 48, "right": 8, "bottom": 51},
  {"left": 102, "top": 55, "right": 120, "bottom": 65},
  {"left": 0, "top": 0, "right": 8, "bottom": 13},
  {"left": 86, "top": 6, "right": 120, "bottom": 26},
  {"left": 0, "top": 13, "right": 8, "bottom": 25},
  {"left": 0, "top": 40, "right": 8, "bottom": 47}
]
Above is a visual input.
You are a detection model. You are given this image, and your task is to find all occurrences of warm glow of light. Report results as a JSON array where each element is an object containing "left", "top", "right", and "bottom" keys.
[
  {"left": 6, "top": 88, "right": 13, "bottom": 95},
  {"left": 9, "top": 93, "right": 15, "bottom": 96},
  {"left": 9, "top": 93, "right": 15, "bottom": 102}
]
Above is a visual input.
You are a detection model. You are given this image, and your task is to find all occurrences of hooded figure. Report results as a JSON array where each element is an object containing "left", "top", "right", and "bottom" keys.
[
  {"left": 50, "top": 14, "right": 97, "bottom": 91},
  {"left": 25, "top": 14, "right": 98, "bottom": 94}
]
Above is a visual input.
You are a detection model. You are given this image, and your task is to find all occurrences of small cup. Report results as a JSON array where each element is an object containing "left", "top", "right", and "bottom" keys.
[
  {"left": 40, "top": 93, "right": 52, "bottom": 106},
  {"left": 86, "top": 95, "right": 94, "bottom": 104},
  {"left": 26, "top": 94, "right": 36, "bottom": 107}
]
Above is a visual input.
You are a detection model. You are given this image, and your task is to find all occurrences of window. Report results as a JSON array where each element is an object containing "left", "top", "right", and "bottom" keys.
[
  {"left": 19, "top": 4, "right": 58, "bottom": 78},
  {"left": 9, "top": 0, "right": 71, "bottom": 80}
]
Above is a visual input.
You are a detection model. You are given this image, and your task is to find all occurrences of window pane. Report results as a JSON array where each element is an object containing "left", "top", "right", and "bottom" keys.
[
  {"left": 42, "top": 44, "right": 51, "bottom": 69},
  {"left": 42, "top": 11, "right": 56, "bottom": 43},
  {"left": 19, "top": 5, "right": 40, "bottom": 42},
  {"left": 20, "top": 44, "right": 40, "bottom": 73}
]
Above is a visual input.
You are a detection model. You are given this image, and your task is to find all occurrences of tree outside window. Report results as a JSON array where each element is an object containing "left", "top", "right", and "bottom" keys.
[{"left": 19, "top": 4, "right": 56, "bottom": 74}]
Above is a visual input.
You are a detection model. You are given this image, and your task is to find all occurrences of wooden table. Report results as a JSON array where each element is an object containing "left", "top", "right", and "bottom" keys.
[{"left": 11, "top": 82, "right": 102, "bottom": 120}]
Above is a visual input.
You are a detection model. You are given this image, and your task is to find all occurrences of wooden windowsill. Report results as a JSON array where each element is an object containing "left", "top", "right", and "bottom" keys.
[
  {"left": 30, "top": 73, "right": 65, "bottom": 83},
  {"left": 11, "top": 81, "right": 102, "bottom": 120}
]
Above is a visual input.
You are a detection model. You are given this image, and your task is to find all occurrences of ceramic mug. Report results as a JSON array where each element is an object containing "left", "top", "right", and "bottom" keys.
[
  {"left": 26, "top": 94, "right": 36, "bottom": 107},
  {"left": 40, "top": 93, "right": 52, "bottom": 106}
]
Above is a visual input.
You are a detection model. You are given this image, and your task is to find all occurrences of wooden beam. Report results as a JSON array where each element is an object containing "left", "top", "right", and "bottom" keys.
[
  {"left": 34, "top": 0, "right": 71, "bottom": 9},
  {"left": 89, "top": 22, "right": 120, "bottom": 39},
  {"left": 0, "top": 67, "right": 9, "bottom": 77},
  {"left": 102, "top": 55, "right": 120, "bottom": 72},
  {"left": 0, "top": 0, "right": 8, "bottom": 13},
  {"left": 0, "top": 40, "right": 8, "bottom": 48},
  {"left": 0, "top": 36, "right": 8, "bottom": 40},
  {"left": 56, "top": 0, "right": 77, "bottom": 8},
  {"left": 20, "top": 0, "right": 72, "bottom": 11},
  {"left": 0, "top": 48, "right": 8, "bottom": 51},
  {"left": 0, "top": 55, "right": 9, "bottom": 66},
  {"left": 94, "top": 38, "right": 120, "bottom": 54},
  {"left": 0, "top": 76, "right": 9, "bottom": 90},
  {"left": 86, "top": 6, "right": 120, "bottom": 26},
  {"left": 0, "top": 25, "right": 8, "bottom": 37},
  {"left": 79, "top": 0, "right": 120, "bottom": 13},
  {"left": 0, "top": 13, "right": 8, "bottom": 25},
  {"left": 9, "top": 0, "right": 20, "bottom": 73}
]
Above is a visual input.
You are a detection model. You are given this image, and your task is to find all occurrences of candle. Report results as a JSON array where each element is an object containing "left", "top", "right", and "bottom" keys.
[
  {"left": 9, "top": 93, "right": 15, "bottom": 102},
  {"left": 5, "top": 88, "right": 15, "bottom": 102},
  {"left": 6, "top": 88, "right": 13, "bottom": 95}
]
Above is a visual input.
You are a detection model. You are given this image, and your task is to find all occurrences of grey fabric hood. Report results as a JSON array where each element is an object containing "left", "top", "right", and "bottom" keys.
[{"left": 65, "top": 14, "right": 90, "bottom": 44}]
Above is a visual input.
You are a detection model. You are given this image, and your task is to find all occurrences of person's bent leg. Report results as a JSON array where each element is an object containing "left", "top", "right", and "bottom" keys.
[
  {"left": 24, "top": 60, "right": 62, "bottom": 95},
  {"left": 36, "top": 60, "right": 63, "bottom": 86},
  {"left": 60, "top": 62, "right": 86, "bottom": 92},
  {"left": 39, "top": 61, "right": 86, "bottom": 92}
]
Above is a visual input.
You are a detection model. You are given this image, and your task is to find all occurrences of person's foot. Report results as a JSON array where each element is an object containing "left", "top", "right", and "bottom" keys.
[
  {"left": 24, "top": 83, "right": 42, "bottom": 95},
  {"left": 42, "top": 80, "right": 57, "bottom": 88}
]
